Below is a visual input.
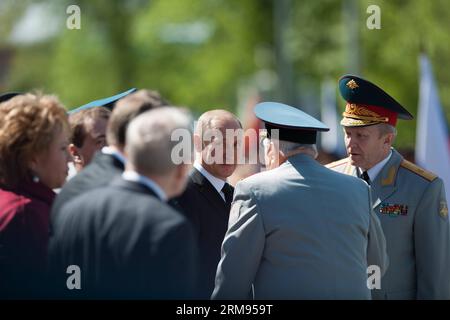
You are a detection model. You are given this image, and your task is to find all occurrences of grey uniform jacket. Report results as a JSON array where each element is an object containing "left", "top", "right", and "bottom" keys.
[
  {"left": 212, "top": 153, "right": 388, "bottom": 300},
  {"left": 327, "top": 148, "right": 450, "bottom": 299}
]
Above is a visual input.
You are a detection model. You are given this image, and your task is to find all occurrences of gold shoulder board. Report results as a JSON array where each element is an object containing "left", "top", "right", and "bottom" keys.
[
  {"left": 400, "top": 160, "right": 437, "bottom": 182},
  {"left": 325, "top": 158, "right": 349, "bottom": 169}
]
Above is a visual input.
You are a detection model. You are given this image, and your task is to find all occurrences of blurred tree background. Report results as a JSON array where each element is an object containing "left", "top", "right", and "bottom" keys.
[{"left": 1, "top": 0, "right": 450, "bottom": 150}]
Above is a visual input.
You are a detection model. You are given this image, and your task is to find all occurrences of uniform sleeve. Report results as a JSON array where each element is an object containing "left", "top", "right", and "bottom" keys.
[
  {"left": 211, "top": 181, "right": 265, "bottom": 300},
  {"left": 367, "top": 185, "right": 389, "bottom": 277},
  {"left": 414, "top": 178, "right": 450, "bottom": 299}
]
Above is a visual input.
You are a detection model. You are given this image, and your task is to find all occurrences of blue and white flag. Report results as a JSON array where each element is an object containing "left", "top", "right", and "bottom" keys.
[
  {"left": 320, "top": 79, "right": 346, "bottom": 157},
  {"left": 416, "top": 54, "right": 450, "bottom": 205}
]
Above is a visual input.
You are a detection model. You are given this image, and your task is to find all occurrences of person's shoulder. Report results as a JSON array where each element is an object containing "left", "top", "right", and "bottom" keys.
[
  {"left": 322, "top": 164, "right": 369, "bottom": 193},
  {"left": 235, "top": 166, "right": 286, "bottom": 196},
  {"left": 0, "top": 188, "right": 31, "bottom": 220},
  {"left": 398, "top": 159, "right": 438, "bottom": 183},
  {"left": 239, "top": 167, "right": 276, "bottom": 186},
  {"left": 325, "top": 157, "right": 350, "bottom": 171},
  {"left": 0, "top": 188, "right": 52, "bottom": 230},
  {"left": 124, "top": 189, "right": 190, "bottom": 230}
]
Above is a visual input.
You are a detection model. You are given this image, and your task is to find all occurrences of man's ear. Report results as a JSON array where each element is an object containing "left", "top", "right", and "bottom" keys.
[
  {"left": 173, "top": 164, "right": 190, "bottom": 187},
  {"left": 193, "top": 134, "right": 203, "bottom": 153},
  {"left": 383, "top": 133, "right": 394, "bottom": 146},
  {"left": 69, "top": 143, "right": 83, "bottom": 165}
]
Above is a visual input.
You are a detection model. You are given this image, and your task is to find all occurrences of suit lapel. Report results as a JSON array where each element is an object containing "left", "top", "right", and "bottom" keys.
[
  {"left": 190, "top": 168, "right": 228, "bottom": 212},
  {"left": 370, "top": 149, "right": 402, "bottom": 209}
]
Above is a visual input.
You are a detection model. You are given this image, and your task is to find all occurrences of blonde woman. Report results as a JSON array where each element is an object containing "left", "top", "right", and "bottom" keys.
[{"left": 0, "top": 93, "right": 70, "bottom": 298}]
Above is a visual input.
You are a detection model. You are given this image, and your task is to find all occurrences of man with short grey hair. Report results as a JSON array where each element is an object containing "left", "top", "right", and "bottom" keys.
[{"left": 48, "top": 107, "right": 198, "bottom": 299}]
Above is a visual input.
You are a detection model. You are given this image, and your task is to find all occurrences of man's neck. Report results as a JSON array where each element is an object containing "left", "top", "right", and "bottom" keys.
[
  {"left": 284, "top": 148, "right": 316, "bottom": 161},
  {"left": 360, "top": 149, "right": 393, "bottom": 182},
  {"left": 195, "top": 161, "right": 226, "bottom": 181}
]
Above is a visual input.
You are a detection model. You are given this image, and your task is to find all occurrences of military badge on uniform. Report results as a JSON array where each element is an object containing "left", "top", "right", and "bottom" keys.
[
  {"left": 440, "top": 201, "right": 448, "bottom": 219},
  {"left": 379, "top": 203, "right": 408, "bottom": 217}
]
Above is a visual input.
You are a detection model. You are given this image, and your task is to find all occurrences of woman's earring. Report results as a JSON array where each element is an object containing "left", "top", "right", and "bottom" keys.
[{"left": 31, "top": 172, "right": 40, "bottom": 183}]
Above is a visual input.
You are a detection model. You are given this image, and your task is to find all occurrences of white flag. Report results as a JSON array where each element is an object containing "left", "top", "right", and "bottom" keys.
[
  {"left": 416, "top": 54, "right": 450, "bottom": 205},
  {"left": 320, "top": 79, "right": 346, "bottom": 157}
]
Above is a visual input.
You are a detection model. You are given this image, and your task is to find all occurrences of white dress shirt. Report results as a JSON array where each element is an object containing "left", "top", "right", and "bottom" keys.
[
  {"left": 358, "top": 150, "right": 393, "bottom": 182},
  {"left": 193, "top": 162, "right": 227, "bottom": 201}
]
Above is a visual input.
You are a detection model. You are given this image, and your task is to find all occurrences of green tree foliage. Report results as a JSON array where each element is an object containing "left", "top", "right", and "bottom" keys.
[{"left": 1, "top": 0, "right": 449, "bottom": 148}]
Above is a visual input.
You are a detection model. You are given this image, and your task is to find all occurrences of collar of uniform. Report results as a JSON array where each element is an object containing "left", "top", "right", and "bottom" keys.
[
  {"left": 369, "top": 148, "right": 403, "bottom": 208},
  {"left": 122, "top": 170, "right": 167, "bottom": 201},
  {"left": 193, "top": 162, "right": 226, "bottom": 196},
  {"left": 102, "top": 146, "right": 126, "bottom": 166},
  {"left": 358, "top": 150, "right": 392, "bottom": 182},
  {"left": 285, "top": 152, "right": 316, "bottom": 167}
]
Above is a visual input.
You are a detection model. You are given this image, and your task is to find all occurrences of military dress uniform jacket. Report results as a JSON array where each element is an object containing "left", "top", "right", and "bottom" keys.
[
  {"left": 327, "top": 148, "right": 450, "bottom": 299},
  {"left": 212, "top": 153, "right": 388, "bottom": 300}
]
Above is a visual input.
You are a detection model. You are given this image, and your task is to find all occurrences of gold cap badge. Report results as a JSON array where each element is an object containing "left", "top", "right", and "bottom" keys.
[{"left": 346, "top": 79, "right": 359, "bottom": 89}]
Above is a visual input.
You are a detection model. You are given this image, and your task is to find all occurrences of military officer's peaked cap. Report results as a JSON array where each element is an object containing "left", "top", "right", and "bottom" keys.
[
  {"left": 254, "top": 101, "right": 329, "bottom": 144},
  {"left": 68, "top": 88, "right": 137, "bottom": 114},
  {"left": 0, "top": 92, "right": 21, "bottom": 103},
  {"left": 339, "top": 74, "right": 413, "bottom": 127}
]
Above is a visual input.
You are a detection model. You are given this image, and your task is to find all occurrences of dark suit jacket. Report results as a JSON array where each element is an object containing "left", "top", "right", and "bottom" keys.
[
  {"left": 51, "top": 151, "right": 124, "bottom": 233},
  {"left": 172, "top": 167, "right": 232, "bottom": 299},
  {"left": 48, "top": 177, "right": 198, "bottom": 299}
]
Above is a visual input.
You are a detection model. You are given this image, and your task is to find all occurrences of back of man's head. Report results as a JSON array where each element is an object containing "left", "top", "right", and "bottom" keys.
[
  {"left": 125, "top": 107, "right": 193, "bottom": 177},
  {"left": 107, "top": 89, "right": 168, "bottom": 150}
]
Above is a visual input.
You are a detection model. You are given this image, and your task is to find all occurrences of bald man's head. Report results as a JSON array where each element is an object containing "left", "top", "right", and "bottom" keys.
[
  {"left": 194, "top": 109, "right": 242, "bottom": 180},
  {"left": 195, "top": 109, "right": 242, "bottom": 136}
]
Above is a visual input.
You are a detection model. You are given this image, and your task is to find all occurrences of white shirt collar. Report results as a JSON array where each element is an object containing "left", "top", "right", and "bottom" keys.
[
  {"left": 66, "top": 162, "right": 78, "bottom": 180},
  {"left": 358, "top": 150, "right": 393, "bottom": 182},
  {"left": 193, "top": 162, "right": 226, "bottom": 199},
  {"left": 102, "top": 146, "right": 126, "bottom": 165},
  {"left": 122, "top": 170, "right": 167, "bottom": 202}
]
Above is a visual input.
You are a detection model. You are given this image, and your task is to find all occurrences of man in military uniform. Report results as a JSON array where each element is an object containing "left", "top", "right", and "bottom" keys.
[
  {"left": 212, "top": 102, "right": 388, "bottom": 300},
  {"left": 327, "top": 75, "right": 450, "bottom": 299}
]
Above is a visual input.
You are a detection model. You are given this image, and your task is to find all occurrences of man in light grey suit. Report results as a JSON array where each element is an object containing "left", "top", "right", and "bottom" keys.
[
  {"left": 327, "top": 75, "right": 450, "bottom": 299},
  {"left": 212, "top": 102, "right": 388, "bottom": 300}
]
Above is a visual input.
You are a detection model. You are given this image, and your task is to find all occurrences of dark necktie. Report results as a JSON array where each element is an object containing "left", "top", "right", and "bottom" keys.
[
  {"left": 360, "top": 171, "right": 371, "bottom": 185},
  {"left": 221, "top": 183, "right": 234, "bottom": 210}
]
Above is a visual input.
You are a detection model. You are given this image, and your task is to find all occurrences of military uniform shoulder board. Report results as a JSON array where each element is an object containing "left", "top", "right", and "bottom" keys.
[
  {"left": 325, "top": 158, "right": 349, "bottom": 169},
  {"left": 400, "top": 160, "right": 437, "bottom": 182}
]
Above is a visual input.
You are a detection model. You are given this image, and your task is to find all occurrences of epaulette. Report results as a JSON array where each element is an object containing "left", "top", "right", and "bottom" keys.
[
  {"left": 400, "top": 160, "right": 437, "bottom": 182},
  {"left": 325, "top": 158, "right": 349, "bottom": 169}
]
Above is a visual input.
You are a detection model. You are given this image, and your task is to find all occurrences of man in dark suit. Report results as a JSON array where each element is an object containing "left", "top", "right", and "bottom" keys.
[
  {"left": 51, "top": 90, "right": 167, "bottom": 225},
  {"left": 48, "top": 107, "right": 198, "bottom": 299},
  {"left": 172, "top": 109, "right": 242, "bottom": 299}
]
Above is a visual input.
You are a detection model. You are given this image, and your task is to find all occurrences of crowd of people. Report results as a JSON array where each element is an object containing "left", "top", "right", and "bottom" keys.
[{"left": 0, "top": 74, "right": 449, "bottom": 300}]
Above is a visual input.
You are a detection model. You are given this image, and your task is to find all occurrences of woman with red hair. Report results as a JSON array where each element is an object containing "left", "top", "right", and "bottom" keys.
[{"left": 0, "top": 93, "right": 71, "bottom": 298}]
